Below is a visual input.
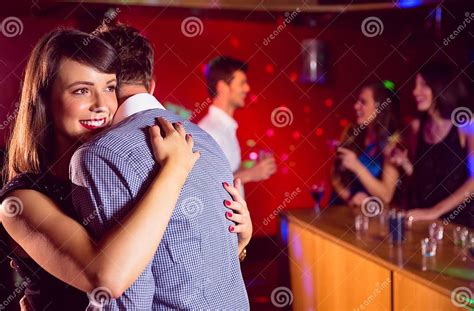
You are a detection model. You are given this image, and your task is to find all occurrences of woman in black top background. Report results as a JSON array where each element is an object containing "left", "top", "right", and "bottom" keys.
[{"left": 392, "top": 62, "right": 474, "bottom": 228}]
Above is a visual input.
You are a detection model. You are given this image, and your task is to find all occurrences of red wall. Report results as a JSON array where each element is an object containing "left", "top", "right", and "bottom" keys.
[{"left": 1, "top": 3, "right": 472, "bottom": 236}]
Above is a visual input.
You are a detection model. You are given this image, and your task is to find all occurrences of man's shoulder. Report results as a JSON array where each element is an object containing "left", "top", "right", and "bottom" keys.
[{"left": 77, "top": 109, "right": 215, "bottom": 157}]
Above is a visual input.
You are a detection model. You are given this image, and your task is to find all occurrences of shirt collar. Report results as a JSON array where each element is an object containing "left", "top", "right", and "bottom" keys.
[
  {"left": 208, "top": 105, "right": 238, "bottom": 130},
  {"left": 112, "top": 93, "right": 165, "bottom": 125}
]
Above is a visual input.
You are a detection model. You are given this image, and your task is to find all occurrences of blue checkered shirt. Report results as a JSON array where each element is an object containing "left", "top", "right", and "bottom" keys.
[{"left": 70, "top": 108, "right": 249, "bottom": 310}]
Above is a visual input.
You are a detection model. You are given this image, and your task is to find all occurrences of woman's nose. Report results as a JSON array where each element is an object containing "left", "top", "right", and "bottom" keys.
[{"left": 91, "top": 93, "right": 109, "bottom": 113}]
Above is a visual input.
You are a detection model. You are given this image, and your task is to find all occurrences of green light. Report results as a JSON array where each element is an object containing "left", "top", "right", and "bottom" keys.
[
  {"left": 434, "top": 267, "right": 474, "bottom": 281},
  {"left": 383, "top": 80, "right": 395, "bottom": 91},
  {"left": 242, "top": 160, "right": 255, "bottom": 169},
  {"left": 164, "top": 102, "right": 192, "bottom": 120}
]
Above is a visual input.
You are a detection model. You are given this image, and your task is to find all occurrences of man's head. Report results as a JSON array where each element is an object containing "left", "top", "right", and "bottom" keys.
[
  {"left": 97, "top": 24, "right": 155, "bottom": 101},
  {"left": 206, "top": 56, "right": 250, "bottom": 109}
]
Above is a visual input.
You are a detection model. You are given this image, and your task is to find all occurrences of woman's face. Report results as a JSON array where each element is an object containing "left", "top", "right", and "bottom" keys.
[
  {"left": 49, "top": 58, "right": 118, "bottom": 144},
  {"left": 354, "top": 87, "right": 377, "bottom": 126},
  {"left": 413, "top": 74, "right": 433, "bottom": 112}
]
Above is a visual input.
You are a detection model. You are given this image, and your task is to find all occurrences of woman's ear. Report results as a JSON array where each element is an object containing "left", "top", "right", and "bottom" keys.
[{"left": 148, "top": 79, "right": 156, "bottom": 95}]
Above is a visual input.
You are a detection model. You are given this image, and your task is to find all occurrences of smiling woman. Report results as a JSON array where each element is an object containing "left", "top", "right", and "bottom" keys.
[
  {"left": 49, "top": 58, "right": 117, "bottom": 145},
  {"left": 0, "top": 28, "right": 204, "bottom": 310},
  {"left": 6, "top": 30, "right": 121, "bottom": 182},
  {"left": 330, "top": 82, "right": 402, "bottom": 207}
]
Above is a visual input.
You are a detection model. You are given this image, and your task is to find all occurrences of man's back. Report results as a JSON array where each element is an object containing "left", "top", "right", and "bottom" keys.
[{"left": 71, "top": 108, "right": 249, "bottom": 310}]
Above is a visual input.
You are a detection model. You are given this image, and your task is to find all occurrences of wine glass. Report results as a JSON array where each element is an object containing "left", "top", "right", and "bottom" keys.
[{"left": 310, "top": 183, "right": 325, "bottom": 214}]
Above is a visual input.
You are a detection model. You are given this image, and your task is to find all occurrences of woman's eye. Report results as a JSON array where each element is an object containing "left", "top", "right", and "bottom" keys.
[
  {"left": 106, "top": 85, "right": 116, "bottom": 92},
  {"left": 73, "top": 88, "right": 88, "bottom": 95}
]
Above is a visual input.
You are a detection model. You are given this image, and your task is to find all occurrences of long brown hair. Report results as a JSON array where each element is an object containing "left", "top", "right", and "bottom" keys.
[
  {"left": 5, "top": 28, "right": 120, "bottom": 181},
  {"left": 335, "top": 81, "right": 401, "bottom": 187}
]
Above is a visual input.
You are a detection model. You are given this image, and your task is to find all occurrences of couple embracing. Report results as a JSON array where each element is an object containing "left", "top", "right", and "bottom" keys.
[{"left": 0, "top": 24, "right": 250, "bottom": 310}]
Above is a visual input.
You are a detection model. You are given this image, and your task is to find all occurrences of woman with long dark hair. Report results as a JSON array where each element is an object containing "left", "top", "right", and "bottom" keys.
[
  {"left": 393, "top": 62, "right": 474, "bottom": 227},
  {"left": 331, "top": 81, "right": 402, "bottom": 207},
  {"left": 0, "top": 28, "right": 251, "bottom": 310}
]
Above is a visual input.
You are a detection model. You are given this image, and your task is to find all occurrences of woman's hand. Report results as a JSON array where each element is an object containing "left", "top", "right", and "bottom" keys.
[
  {"left": 349, "top": 192, "right": 369, "bottom": 207},
  {"left": 406, "top": 208, "right": 441, "bottom": 223},
  {"left": 389, "top": 147, "right": 413, "bottom": 176},
  {"left": 337, "top": 147, "right": 361, "bottom": 173},
  {"left": 20, "top": 296, "right": 33, "bottom": 311},
  {"left": 149, "top": 117, "right": 200, "bottom": 173},
  {"left": 223, "top": 178, "right": 252, "bottom": 249}
]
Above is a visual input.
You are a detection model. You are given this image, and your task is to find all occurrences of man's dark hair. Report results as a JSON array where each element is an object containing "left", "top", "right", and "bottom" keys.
[
  {"left": 98, "top": 24, "right": 154, "bottom": 88},
  {"left": 205, "top": 56, "right": 248, "bottom": 98}
]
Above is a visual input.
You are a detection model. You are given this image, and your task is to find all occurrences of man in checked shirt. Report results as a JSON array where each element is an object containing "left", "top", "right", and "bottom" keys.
[{"left": 70, "top": 25, "right": 251, "bottom": 310}]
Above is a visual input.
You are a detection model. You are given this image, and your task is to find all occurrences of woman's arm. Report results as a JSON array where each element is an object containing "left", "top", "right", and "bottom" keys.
[
  {"left": 0, "top": 118, "right": 199, "bottom": 298},
  {"left": 338, "top": 146, "right": 399, "bottom": 204},
  {"left": 353, "top": 160, "right": 399, "bottom": 204}
]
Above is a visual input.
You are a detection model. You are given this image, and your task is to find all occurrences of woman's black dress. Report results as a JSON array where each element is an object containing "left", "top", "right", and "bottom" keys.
[
  {"left": 412, "top": 123, "right": 474, "bottom": 228},
  {"left": 0, "top": 172, "right": 89, "bottom": 310}
]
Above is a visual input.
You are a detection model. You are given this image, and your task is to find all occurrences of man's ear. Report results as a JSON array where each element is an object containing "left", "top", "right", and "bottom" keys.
[
  {"left": 216, "top": 80, "right": 228, "bottom": 96},
  {"left": 148, "top": 79, "right": 156, "bottom": 95}
]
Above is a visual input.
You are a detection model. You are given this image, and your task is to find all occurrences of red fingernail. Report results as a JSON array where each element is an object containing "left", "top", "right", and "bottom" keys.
[
  {"left": 223, "top": 182, "right": 229, "bottom": 187},
  {"left": 189, "top": 134, "right": 192, "bottom": 138},
  {"left": 229, "top": 226, "right": 234, "bottom": 232},
  {"left": 224, "top": 200, "right": 231, "bottom": 207},
  {"left": 226, "top": 212, "right": 233, "bottom": 218}
]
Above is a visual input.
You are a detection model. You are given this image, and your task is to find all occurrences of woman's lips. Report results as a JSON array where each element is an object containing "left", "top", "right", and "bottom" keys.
[{"left": 79, "top": 117, "right": 107, "bottom": 130}]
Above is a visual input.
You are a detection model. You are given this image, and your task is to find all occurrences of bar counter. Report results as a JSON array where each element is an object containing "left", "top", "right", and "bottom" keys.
[{"left": 284, "top": 206, "right": 474, "bottom": 311}]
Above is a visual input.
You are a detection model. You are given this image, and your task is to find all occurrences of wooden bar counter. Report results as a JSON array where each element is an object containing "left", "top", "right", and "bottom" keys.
[{"left": 284, "top": 206, "right": 474, "bottom": 311}]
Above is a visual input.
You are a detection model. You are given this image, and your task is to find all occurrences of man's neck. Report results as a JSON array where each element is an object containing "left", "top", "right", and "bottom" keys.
[
  {"left": 118, "top": 85, "right": 150, "bottom": 105},
  {"left": 212, "top": 97, "right": 235, "bottom": 117}
]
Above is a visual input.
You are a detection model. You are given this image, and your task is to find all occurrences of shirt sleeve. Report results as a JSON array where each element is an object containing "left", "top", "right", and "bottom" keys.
[
  {"left": 70, "top": 145, "right": 154, "bottom": 309},
  {"left": 70, "top": 145, "right": 142, "bottom": 237}
]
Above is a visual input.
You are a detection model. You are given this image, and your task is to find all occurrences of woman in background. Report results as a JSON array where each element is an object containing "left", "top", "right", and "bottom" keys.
[
  {"left": 331, "top": 81, "right": 401, "bottom": 207},
  {"left": 392, "top": 62, "right": 474, "bottom": 228}
]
